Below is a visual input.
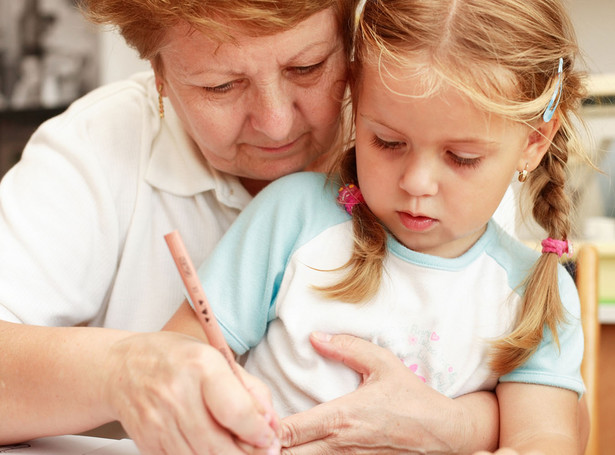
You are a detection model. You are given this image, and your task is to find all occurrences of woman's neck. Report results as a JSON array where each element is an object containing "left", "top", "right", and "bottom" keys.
[{"left": 239, "top": 177, "right": 271, "bottom": 197}]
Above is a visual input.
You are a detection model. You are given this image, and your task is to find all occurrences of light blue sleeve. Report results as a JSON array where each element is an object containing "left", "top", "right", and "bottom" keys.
[
  {"left": 500, "top": 264, "right": 585, "bottom": 397},
  {"left": 194, "top": 172, "right": 348, "bottom": 355}
]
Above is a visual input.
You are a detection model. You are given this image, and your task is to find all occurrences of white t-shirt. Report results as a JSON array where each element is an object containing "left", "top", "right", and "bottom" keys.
[
  {"left": 196, "top": 172, "right": 584, "bottom": 417},
  {"left": 0, "top": 71, "right": 252, "bottom": 330}
]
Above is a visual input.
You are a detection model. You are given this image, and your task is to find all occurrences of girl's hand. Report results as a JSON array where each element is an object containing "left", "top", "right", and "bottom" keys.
[
  {"left": 279, "top": 332, "right": 499, "bottom": 454},
  {"left": 103, "top": 331, "right": 280, "bottom": 455}
]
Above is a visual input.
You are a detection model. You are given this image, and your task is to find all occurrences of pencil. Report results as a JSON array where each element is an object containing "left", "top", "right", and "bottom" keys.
[
  {"left": 165, "top": 230, "right": 281, "bottom": 452},
  {"left": 164, "top": 229, "right": 244, "bottom": 381}
]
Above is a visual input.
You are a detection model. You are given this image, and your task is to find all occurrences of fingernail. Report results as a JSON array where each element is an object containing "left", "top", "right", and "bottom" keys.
[
  {"left": 311, "top": 331, "right": 332, "bottom": 342},
  {"left": 263, "top": 412, "right": 273, "bottom": 425},
  {"left": 267, "top": 437, "right": 281, "bottom": 455},
  {"left": 258, "top": 430, "right": 277, "bottom": 449}
]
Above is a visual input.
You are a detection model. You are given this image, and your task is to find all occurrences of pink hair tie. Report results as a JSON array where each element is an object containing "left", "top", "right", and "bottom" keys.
[
  {"left": 541, "top": 238, "right": 573, "bottom": 258},
  {"left": 337, "top": 183, "right": 364, "bottom": 215}
]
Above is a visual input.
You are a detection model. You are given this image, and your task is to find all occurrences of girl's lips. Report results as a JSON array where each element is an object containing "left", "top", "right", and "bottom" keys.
[{"left": 398, "top": 211, "right": 438, "bottom": 232}]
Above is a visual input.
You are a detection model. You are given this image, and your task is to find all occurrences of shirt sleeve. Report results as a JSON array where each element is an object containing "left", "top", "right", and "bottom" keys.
[
  {"left": 499, "top": 264, "right": 586, "bottom": 397},
  {"left": 195, "top": 172, "right": 344, "bottom": 355},
  {"left": 0, "top": 92, "right": 141, "bottom": 325}
]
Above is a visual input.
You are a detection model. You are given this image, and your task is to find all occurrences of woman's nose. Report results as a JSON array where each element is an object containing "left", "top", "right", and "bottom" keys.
[{"left": 250, "top": 82, "right": 295, "bottom": 141}]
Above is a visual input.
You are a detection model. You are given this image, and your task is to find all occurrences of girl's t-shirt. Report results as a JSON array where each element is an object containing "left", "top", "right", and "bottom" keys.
[{"left": 195, "top": 172, "right": 584, "bottom": 417}]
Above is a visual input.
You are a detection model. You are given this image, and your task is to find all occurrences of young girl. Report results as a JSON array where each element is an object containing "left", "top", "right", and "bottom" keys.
[{"left": 166, "top": 0, "right": 588, "bottom": 451}]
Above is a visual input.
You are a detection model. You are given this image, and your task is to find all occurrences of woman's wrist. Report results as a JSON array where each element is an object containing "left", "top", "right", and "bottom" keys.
[{"left": 453, "top": 391, "right": 500, "bottom": 453}]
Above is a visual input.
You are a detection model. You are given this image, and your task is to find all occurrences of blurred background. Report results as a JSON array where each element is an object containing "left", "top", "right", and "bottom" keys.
[
  {"left": 0, "top": 0, "right": 614, "bottom": 452},
  {"left": 0, "top": 0, "right": 148, "bottom": 177}
]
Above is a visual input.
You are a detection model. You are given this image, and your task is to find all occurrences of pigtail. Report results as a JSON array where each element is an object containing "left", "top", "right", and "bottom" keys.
[
  {"left": 317, "top": 148, "right": 388, "bottom": 303},
  {"left": 491, "top": 121, "right": 574, "bottom": 376}
]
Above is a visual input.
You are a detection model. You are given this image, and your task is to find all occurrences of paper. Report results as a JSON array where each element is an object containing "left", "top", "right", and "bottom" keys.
[
  {"left": 0, "top": 435, "right": 138, "bottom": 454},
  {"left": 86, "top": 439, "right": 139, "bottom": 455}
]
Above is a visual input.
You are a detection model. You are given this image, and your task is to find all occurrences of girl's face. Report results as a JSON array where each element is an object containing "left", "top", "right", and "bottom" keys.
[
  {"left": 158, "top": 9, "right": 347, "bottom": 195},
  {"left": 355, "top": 63, "right": 536, "bottom": 258}
]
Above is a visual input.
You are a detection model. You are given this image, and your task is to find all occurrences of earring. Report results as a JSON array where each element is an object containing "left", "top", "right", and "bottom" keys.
[
  {"left": 157, "top": 83, "right": 165, "bottom": 119},
  {"left": 518, "top": 163, "right": 529, "bottom": 183}
]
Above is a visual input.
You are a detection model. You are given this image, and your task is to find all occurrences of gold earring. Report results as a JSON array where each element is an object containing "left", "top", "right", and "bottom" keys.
[
  {"left": 157, "top": 83, "right": 165, "bottom": 119},
  {"left": 518, "top": 163, "right": 529, "bottom": 183}
]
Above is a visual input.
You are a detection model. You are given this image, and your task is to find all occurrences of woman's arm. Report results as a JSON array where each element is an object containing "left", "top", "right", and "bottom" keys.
[
  {"left": 0, "top": 321, "right": 129, "bottom": 442},
  {"left": 0, "top": 319, "right": 278, "bottom": 454},
  {"left": 280, "top": 333, "right": 500, "bottom": 454}
]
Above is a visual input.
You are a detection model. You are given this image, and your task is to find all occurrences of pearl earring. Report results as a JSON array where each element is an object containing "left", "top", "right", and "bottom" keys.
[{"left": 518, "top": 163, "right": 529, "bottom": 183}]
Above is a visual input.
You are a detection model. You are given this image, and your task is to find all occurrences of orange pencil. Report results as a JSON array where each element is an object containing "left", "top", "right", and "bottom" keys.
[
  {"left": 164, "top": 229, "right": 243, "bottom": 381},
  {"left": 165, "top": 230, "right": 281, "bottom": 453}
]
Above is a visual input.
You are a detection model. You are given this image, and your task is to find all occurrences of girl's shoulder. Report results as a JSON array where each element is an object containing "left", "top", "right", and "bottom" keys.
[
  {"left": 233, "top": 172, "right": 350, "bottom": 246},
  {"left": 254, "top": 172, "right": 347, "bottom": 220},
  {"left": 488, "top": 222, "right": 578, "bottom": 309},
  {"left": 260, "top": 171, "right": 333, "bottom": 198}
]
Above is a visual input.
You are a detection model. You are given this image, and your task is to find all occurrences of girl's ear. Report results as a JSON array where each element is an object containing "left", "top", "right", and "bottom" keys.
[{"left": 518, "top": 117, "right": 561, "bottom": 172}]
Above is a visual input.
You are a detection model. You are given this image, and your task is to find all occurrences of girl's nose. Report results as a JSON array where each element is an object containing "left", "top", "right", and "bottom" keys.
[{"left": 398, "top": 154, "right": 439, "bottom": 197}]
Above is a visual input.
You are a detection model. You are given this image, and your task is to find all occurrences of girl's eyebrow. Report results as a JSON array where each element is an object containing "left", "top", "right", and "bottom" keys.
[
  {"left": 359, "top": 113, "right": 405, "bottom": 136},
  {"left": 360, "top": 113, "right": 500, "bottom": 146}
]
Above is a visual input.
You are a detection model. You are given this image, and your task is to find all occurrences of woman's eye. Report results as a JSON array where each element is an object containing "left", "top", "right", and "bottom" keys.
[
  {"left": 370, "top": 136, "right": 405, "bottom": 150},
  {"left": 290, "top": 61, "right": 325, "bottom": 76},
  {"left": 204, "top": 80, "right": 242, "bottom": 94}
]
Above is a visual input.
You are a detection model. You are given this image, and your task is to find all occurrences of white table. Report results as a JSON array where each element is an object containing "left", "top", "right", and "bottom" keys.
[{"left": 0, "top": 435, "right": 138, "bottom": 454}]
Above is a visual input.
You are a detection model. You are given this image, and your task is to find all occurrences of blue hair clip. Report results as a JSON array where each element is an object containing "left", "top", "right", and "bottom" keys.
[{"left": 543, "top": 57, "right": 564, "bottom": 123}]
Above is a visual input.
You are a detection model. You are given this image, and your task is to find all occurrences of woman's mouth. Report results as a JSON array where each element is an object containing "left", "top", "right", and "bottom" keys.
[{"left": 254, "top": 137, "right": 300, "bottom": 154}]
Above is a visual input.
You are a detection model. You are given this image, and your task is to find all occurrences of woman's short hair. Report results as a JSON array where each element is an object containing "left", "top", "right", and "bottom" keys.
[{"left": 80, "top": 0, "right": 359, "bottom": 72}]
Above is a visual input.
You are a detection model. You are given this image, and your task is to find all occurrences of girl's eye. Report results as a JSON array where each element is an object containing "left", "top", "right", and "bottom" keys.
[
  {"left": 370, "top": 135, "right": 405, "bottom": 150},
  {"left": 448, "top": 152, "right": 482, "bottom": 169}
]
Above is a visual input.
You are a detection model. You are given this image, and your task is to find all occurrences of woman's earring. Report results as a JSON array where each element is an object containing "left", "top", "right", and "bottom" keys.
[
  {"left": 518, "top": 163, "right": 529, "bottom": 183},
  {"left": 157, "top": 83, "right": 165, "bottom": 119}
]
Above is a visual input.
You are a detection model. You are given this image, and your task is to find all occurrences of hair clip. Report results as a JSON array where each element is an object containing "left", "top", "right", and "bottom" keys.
[
  {"left": 541, "top": 237, "right": 572, "bottom": 258},
  {"left": 337, "top": 183, "right": 364, "bottom": 215},
  {"left": 543, "top": 58, "right": 564, "bottom": 123},
  {"left": 355, "top": 0, "right": 368, "bottom": 26}
]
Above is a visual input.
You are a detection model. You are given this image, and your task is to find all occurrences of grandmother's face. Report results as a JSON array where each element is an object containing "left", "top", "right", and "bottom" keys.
[{"left": 158, "top": 8, "right": 347, "bottom": 194}]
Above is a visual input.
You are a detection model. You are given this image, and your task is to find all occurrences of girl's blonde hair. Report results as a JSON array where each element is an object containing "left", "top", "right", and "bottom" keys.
[
  {"left": 79, "top": 0, "right": 359, "bottom": 74},
  {"left": 325, "top": 0, "right": 588, "bottom": 376}
]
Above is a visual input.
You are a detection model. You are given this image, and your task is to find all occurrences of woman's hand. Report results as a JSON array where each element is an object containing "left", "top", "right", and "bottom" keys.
[
  {"left": 279, "top": 332, "right": 499, "bottom": 454},
  {"left": 104, "top": 331, "right": 280, "bottom": 455},
  {"left": 473, "top": 450, "right": 528, "bottom": 455}
]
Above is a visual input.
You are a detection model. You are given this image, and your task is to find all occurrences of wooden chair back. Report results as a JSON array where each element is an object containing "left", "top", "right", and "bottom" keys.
[{"left": 574, "top": 245, "right": 600, "bottom": 455}]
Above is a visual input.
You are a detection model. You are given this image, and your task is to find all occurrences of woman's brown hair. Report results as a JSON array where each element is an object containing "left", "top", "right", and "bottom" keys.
[{"left": 79, "top": 0, "right": 359, "bottom": 74}]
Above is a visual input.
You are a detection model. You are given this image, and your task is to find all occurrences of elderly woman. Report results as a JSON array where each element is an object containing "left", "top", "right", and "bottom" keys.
[{"left": 0, "top": 1, "right": 586, "bottom": 454}]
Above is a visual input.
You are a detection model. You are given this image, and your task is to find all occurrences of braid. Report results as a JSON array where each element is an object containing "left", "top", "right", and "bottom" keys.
[
  {"left": 490, "top": 132, "right": 571, "bottom": 376},
  {"left": 531, "top": 134, "right": 571, "bottom": 239}
]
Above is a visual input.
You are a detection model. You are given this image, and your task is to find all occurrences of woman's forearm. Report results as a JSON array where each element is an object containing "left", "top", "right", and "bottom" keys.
[
  {"left": 0, "top": 321, "right": 131, "bottom": 443},
  {"left": 453, "top": 391, "right": 500, "bottom": 452}
]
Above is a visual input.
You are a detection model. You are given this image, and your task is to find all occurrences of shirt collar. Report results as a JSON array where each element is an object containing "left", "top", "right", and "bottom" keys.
[{"left": 145, "top": 82, "right": 252, "bottom": 211}]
